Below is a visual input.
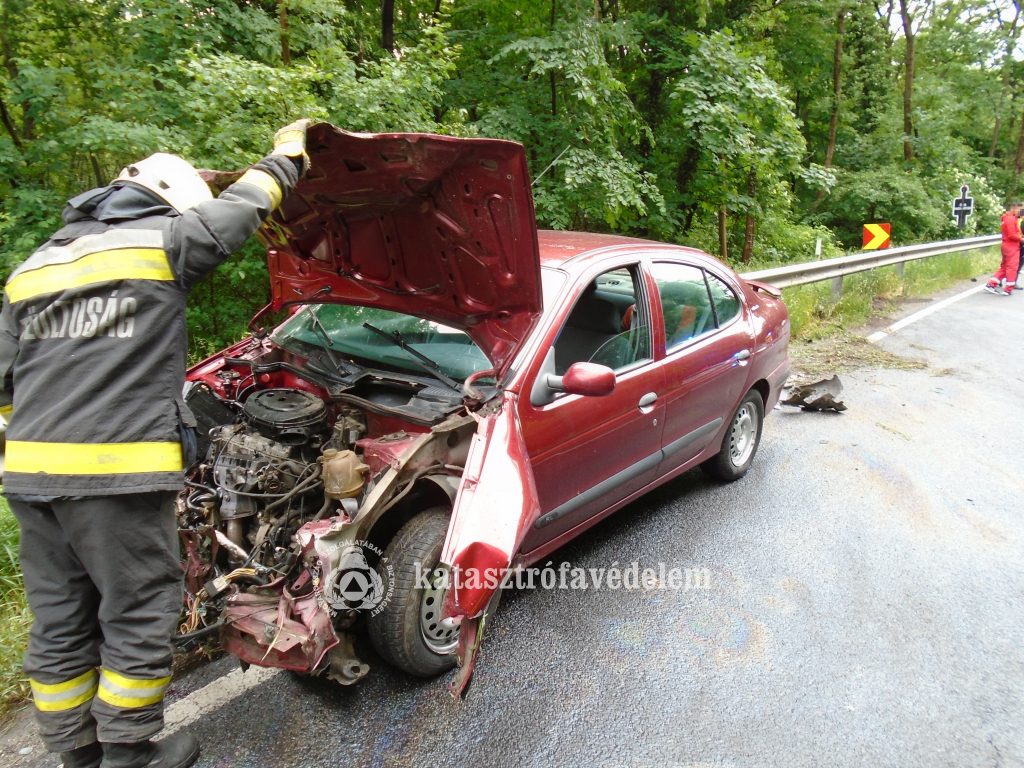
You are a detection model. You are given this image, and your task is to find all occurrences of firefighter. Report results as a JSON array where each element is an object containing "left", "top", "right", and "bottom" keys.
[{"left": 0, "top": 119, "right": 313, "bottom": 768}]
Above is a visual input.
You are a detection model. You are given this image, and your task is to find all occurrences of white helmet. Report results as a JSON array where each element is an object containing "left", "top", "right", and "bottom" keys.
[{"left": 116, "top": 153, "right": 213, "bottom": 213}]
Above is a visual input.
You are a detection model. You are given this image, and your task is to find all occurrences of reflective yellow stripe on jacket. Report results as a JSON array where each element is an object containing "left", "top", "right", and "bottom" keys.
[
  {"left": 5, "top": 441, "right": 183, "bottom": 475},
  {"left": 6, "top": 248, "right": 173, "bottom": 303},
  {"left": 30, "top": 669, "right": 99, "bottom": 712},
  {"left": 236, "top": 169, "right": 283, "bottom": 209},
  {"left": 96, "top": 669, "right": 172, "bottom": 709},
  {"left": 4, "top": 228, "right": 174, "bottom": 303}
]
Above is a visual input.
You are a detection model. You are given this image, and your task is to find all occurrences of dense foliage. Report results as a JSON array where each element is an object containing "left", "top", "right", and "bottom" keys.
[{"left": 0, "top": 0, "right": 1017, "bottom": 355}]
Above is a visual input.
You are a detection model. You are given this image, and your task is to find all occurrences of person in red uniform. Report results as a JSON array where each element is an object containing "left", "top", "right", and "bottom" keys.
[{"left": 985, "top": 201, "right": 1022, "bottom": 296}]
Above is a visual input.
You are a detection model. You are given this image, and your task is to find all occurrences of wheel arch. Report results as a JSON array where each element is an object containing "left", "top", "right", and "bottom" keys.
[
  {"left": 750, "top": 378, "right": 770, "bottom": 406},
  {"left": 364, "top": 476, "right": 456, "bottom": 561}
]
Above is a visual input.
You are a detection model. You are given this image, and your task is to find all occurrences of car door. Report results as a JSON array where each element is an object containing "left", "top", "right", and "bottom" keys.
[
  {"left": 650, "top": 260, "right": 754, "bottom": 476},
  {"left": 517, "top": 261, "right": 665, "bottom": 554}
]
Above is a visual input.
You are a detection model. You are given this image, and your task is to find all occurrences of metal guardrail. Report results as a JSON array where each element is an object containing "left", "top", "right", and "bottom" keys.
[{"left": 740, "top": 234, "right": 1001, "bottom": 295}]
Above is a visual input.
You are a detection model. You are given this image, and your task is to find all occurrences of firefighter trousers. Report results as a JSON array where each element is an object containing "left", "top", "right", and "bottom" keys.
[{"left": 9, "top": 492, "right": 181, "bottom": 751}]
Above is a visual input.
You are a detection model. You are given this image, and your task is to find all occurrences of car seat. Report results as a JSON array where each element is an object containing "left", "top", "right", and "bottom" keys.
[{"left": 554, "top": 286, "right": 623, "bottom": 374}]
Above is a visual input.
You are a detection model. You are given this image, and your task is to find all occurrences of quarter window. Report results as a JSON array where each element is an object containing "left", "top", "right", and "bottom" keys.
[
  {"left": 705, "top": 272, "right": 741, "bottom": 325},
  {"left": 651, "top": 263, "right": 716, "bottom": 350}
]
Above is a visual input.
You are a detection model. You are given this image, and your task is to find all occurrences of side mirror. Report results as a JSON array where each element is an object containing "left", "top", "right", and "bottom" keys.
[{"left": 547, "top": 362, "right": 616, "bottom": 397}]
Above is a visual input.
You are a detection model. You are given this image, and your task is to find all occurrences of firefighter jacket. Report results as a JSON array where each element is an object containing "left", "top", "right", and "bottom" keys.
[{"left": 0, "top": 155, "right": 299, "bottom": 496}]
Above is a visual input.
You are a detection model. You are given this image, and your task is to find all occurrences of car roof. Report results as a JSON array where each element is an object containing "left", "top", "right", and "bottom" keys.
[
  {"left": 537, "top": 230, "right": 656, "bottom": 267},
  {"left": 537, "top": 229, "right": 722, "bottom": 272}
]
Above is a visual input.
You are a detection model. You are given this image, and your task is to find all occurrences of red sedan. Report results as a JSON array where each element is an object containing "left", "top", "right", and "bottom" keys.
[{"left": 179, "top": 125, "right": 791, "bottom": 692}]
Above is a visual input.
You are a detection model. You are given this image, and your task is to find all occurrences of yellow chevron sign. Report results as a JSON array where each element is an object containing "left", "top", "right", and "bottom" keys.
[{"left": 863, "top": 223, "right": 891, "bottom": 250}]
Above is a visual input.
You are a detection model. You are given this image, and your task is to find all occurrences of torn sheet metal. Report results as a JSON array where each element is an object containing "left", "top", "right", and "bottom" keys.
[
  {"left": 440, "top": 392, "right": 539, "bottom": 620},
  {"left": 782, "top": 375, "right": 847, "bottom": 412}
]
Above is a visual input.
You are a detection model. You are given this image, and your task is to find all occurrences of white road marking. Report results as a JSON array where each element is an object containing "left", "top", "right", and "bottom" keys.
[
  {"left": 162, "top": 666, "right": 281, "bottom": 735},
  {"left": 867, "top": 284, "right": 986, "bottom": 343}
]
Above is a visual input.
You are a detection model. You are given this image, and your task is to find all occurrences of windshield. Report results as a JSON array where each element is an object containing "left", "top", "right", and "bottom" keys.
[
  {"left": 272, "top": 305, "right": 492, "bottom": 381},
  {"left": 271, "top": 270, "right": 566, "bottom": 382}
]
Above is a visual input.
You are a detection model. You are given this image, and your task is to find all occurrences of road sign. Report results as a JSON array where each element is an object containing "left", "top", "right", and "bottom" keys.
[
  {"left": 952, "top": 185, "right": 974, "bottom": 228},
  {"left": 863, "top": 223, "right": 891, "bottom": 250}
]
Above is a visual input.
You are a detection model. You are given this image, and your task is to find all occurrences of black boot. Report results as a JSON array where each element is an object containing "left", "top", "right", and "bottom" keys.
[
  {"left": 61, "top": 742, "right": 103, "bottom": 768},
  {"left": 99, "top": 733, "right": 200, "bottom": 768}
]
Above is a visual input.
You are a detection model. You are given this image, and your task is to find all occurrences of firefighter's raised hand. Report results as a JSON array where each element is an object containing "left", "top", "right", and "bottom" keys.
[{"left": 272, "top": 119, "right": 315, "bottom": 176}]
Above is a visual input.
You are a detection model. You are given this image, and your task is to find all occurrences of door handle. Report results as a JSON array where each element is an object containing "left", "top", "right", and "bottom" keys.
[
  {"left": 638, "top": 392, "right": 658, "bottom": 408},
  {"left": 735, "top": 349, "right": 751, "bottom": 361}
]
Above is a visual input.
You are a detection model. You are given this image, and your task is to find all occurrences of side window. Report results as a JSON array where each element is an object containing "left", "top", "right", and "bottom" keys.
[
  {"left": 552, "top": 266, "right": 652, "bottom": 374},
  {"left": 651, "top": 263, "right": 716, "bottom": 350},
  {"left": 705, "top": 272, "right": 741, "bottom": 325}
]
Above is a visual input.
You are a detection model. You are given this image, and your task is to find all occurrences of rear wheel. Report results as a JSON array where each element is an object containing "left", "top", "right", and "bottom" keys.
[
  {"left": 367, "top": 508, "right": 459, "bottom": 677},
  {"left": 701, "top": 390, "right": 764, "bottom": 481}
]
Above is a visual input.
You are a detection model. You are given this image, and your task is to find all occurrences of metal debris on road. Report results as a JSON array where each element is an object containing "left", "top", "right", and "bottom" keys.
[{"left": 782, "top": 375, "right": 847, "bottom": 412}]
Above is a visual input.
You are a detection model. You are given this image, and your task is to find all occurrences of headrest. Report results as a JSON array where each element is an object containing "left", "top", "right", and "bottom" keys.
[{"left": 567, "top": 293, "right": 622, "bottom": 334}]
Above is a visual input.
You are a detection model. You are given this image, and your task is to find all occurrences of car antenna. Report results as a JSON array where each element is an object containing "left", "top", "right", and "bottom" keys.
[{"left": 531, "top": 145, "right": 571, "bottom": 187}]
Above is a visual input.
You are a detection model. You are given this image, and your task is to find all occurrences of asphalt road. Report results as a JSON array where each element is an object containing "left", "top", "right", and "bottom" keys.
[{"left": 4, "top": 278, "right": 1023, "bottom": 768}]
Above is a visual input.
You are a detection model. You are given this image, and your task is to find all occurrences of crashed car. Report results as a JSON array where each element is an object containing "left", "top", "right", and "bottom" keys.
[{"left": 177, "top": 124, "right": 791, "bottom": 694}]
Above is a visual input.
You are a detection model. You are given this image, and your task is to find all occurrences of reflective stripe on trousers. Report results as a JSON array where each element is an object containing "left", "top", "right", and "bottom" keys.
[
  {"left": 4, "top": 441, "right": 183, "bottom": 475},
  {"left": 96, "top": 669, "right": 172, "bottom": 709},
  {"left": 30, "top": 669, "right": 99, "bottom": 712}
]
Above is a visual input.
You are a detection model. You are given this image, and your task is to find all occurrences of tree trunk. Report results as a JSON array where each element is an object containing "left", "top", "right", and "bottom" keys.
[
  {"left": 381, "top": 0, "right": 395, "bottom": 52},
  {"left": 813, "top": 7, "right": 845, "bottom": 208},
  {"left": 824, "top": 8, "right": 845, "bottom": 169},
  {"left": 899, "top": 0, "right": 914, "bottom": 161},
  {"left": 1014, "top": 99, "right": 1024, "bottom": 186},
  {"left": 0, "top": 96, "right": 22, "bottom": 148},
  {"left": 279, "top": 3, "right": 291, "bottom": 65},
  {"left": 549, "top": 0, "right": 557, "bottom": 116},
  {"left": 741, "top": 170, "right": 757, "bottom": 264},
  {"left": 989, "top": 3, "right": 1021, "bottom": 157},
  {"left": 718, "top": 208, "right": 728, "bottom": 261},
  {"left": 0, "top": 4, "right": 33, "bottom": 142},
  {"left": 89, "top": 155, "right": 104, "bottom": 187}
]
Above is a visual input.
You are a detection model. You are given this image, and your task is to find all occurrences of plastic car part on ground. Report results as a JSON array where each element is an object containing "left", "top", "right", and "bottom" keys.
[{"left": 782, "top": 375, "right": 847, "bottom": 412}]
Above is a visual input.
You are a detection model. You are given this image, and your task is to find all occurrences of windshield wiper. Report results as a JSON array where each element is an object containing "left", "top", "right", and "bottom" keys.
[
  {"left": 362, "top": 322, "right": 462, "bottom": 392},
  {"left": 308, "top": 308, "right": 357, "bottom": 376}
]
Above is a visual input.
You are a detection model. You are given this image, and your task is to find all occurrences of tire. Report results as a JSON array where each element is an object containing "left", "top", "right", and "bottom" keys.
[
  {"left": 367, "top": 507, "right": 458, "bottom": 677},
  {"left": 701, "top": 389, "right": 764, "bottom": 482}
]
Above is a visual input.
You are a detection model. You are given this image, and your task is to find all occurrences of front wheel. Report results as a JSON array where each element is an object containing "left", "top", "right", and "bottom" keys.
[
  {"left": 367, "top": 508, "right": 459, "bottom": 677},
  {"left": 701, "top": 390, "right": 764, "bottom": 481}
]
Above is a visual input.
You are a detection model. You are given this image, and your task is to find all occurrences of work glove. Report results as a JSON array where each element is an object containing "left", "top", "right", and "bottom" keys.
[{"left": 272, "top": 119, "right": 314, "bottom": 176}]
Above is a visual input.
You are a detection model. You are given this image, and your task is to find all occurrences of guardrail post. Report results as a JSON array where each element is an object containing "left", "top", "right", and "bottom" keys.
[
  {"left": 831, "top": 275, "right": 843, "bottom": 298},
  {"left": 895, "top": 262, "right": 905, "bottom": 278}
]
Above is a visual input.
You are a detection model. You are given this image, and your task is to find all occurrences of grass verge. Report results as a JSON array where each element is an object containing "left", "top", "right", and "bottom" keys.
[
  {"left": 0, "top": 495, "right": 31, "bottom": 720},
  {"left": 782, "top": 246, "right": 1000, "bottom": 340}
]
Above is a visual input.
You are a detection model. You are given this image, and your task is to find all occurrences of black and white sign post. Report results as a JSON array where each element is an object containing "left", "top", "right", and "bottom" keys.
[
  {"left": 953, "top": 185, "right": 974, "bottom": 229},
  {"left": 945, "top": 185, "right": 976, "bottom": 277}
]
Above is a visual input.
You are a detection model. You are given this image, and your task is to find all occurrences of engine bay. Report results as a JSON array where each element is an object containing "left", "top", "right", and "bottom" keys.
[{"left": 175, "top": 336, "right": 478, "bottom": 682}]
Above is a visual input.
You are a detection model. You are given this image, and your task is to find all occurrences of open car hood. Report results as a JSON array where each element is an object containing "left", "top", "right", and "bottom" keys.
[{"left": 252, "top": 124, "right": 543, "bottom": 375}]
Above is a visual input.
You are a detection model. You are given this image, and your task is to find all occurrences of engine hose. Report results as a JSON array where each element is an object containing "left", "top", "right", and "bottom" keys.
[
  {"left": 184, "top": 479, "right": 218, "bottom": 494},
  {"left": 263, "top": 465, "right": 323, "bottom": 516},
  {"left": 223, "top": 358, "right": 331, "bottom": 390},
  {"left": 312, "top": 496, "right": 334, "bottom": 522},
  {"left": 173, "top": 619, "right": 226, "bottom": 645}
]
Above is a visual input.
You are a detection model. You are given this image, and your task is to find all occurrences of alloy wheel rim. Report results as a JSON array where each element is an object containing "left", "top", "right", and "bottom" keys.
[
  {"left": 420, "top": 568, "right": 460, "bottom": 653},
  {"left": 729, "top": 403, "right": 757, "bottom": 467}
]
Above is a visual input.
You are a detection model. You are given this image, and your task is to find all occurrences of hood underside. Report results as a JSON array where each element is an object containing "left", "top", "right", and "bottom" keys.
[{"left": 251, "top": 124, "right": 543, "bottom": 374}]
